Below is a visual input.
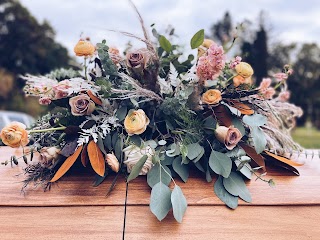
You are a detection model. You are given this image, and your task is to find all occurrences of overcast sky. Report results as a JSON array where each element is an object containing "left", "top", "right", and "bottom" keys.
[{"left": 20, "top": 0, "right": 320, "bottom": 55}]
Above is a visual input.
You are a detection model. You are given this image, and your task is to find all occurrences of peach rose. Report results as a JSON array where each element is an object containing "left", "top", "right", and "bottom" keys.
[
  {"left": 215, "top": 125, "right": 242, "bottom": 150},
  {"left": 105, "top": 153, "right": 120, "bottom": 173},
  {"left": 202, "top": 89, "right": 222, "bottom": 105},
  {"left": 74, "top": 39, "right": 95, "bottom": 57},
  {"left": 235, "top": 62, "right": 254, "bottom": 79},
  {"left": 69, "top": 94, "right": 95, "bottom": 116},
  {"left": 124, "top": 109, "right": 150, "bottom": 136},
  {"left": 0, "top": 122, "right": 29, "bottom": 148}
]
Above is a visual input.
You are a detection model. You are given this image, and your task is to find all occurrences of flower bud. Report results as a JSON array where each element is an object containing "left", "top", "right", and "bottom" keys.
[{"left": 106, "top": 153, "right": 120, "bottom": 173}]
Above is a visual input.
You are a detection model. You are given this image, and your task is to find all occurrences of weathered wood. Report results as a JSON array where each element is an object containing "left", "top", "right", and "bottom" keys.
[
  {"left": 125, "top": 206, "right": 320, "bottom": 240},
  {"left": 0, "top": 206, "right": 124, "bottom": 240},
  {"left": 0, "top": 146, "right": 319, "bottom": 239}
]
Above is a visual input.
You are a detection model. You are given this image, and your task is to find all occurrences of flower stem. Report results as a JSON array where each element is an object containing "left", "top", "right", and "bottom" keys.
[
  {"left": 29, "top": 126, "right": 66, "bottom": 134},
  {"left": 84, "top": 57, "right": 88, "bottom": 80}
]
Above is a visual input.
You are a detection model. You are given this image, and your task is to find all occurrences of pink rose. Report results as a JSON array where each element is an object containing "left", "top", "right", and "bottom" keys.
[
  {"left": 215, "top": 125, "right": 242, "bottom": 150},
  {"left": 69, "top": 94, "right": 95, "bottom": 116},
  {"left": 53, "top": 80, "right": 71, "bottom": 99}
]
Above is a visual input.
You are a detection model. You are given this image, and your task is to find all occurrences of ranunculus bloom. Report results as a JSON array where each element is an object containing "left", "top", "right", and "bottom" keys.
[
  {"left": 124, "top": 109, "right": 150, "bottom": 136},
  {"left": 108, "top": 47, "right": 121, "bottom": 65},
  {"left": 69, "top": 94, "right": 95, "bottom": 116},
  {"left": 0, "top": 122, "right": 29, "bottom": 148},
  {"left": 40, "top": 147, "right": 60, "bottom": 164},
  {"left": 202, "top": 89, "right": 222, "bottom": 105},
  {"left": 126, "top": 48, "right": 151, "bottom": 73},
  {"left": 235, "top": 62, "right": 254, "bottom": 79},
  {"left": 74, "top": 39, "right": 95, "bottom": 57},
  {"left": 197, "top": 39, "right": 214, "bottom": 57},
  {"left": 123, "top": 145, "right": 153, "bottom": 175},
  {"left": 215, "top": 125, "right": 242, "bottom": 150},
  {"left": 105, "top": 153, "right": 120, "bottom": 173}
]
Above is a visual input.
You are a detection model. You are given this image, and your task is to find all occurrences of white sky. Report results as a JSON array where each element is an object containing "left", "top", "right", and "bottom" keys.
[{"left": 19, "top": 0, "right": 320, "bottom": 55}]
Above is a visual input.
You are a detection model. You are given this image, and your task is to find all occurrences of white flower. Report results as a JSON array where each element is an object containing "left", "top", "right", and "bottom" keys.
[{"left": 123, "top": 145, "right": 153, "bottom": 175}]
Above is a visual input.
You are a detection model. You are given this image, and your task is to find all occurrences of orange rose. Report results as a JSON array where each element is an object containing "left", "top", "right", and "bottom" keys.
[
  {"left": 74, "top": 39, "right": 95, "bottom": 57},
  {"left": 202, "top": 89, "right": 222, "bottom": 105},
  {"left": 215, "top": 125, "right": 242, "bottom": 150},
  {"left": 0, "top": 122, "right": 29, "bottom": 148}
]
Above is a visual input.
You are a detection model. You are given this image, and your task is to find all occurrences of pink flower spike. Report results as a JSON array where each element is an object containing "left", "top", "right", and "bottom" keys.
[
  {"left": 274, "top": 73, "right": 288, "bottom": 82},
  {"left": 259, "top": 78, "right": 272, "bottom": 91},
  {"left": 278, "top": 91, "right": 290, "bottom": 102}
]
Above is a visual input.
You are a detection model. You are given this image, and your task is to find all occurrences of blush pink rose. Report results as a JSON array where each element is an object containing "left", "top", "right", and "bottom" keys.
[{"left": 215, "top": 125, "right": 242, "bottom": 150}]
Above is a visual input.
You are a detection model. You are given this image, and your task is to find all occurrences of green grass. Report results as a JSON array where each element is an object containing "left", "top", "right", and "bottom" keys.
[{"left": 291, "top": 127, "right": 320, "bottom": 149}]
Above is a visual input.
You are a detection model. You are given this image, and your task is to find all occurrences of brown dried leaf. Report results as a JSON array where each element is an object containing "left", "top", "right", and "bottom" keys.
[
  {"left": 87, "top": 140, "right": 105, "bottom": 176},
  {"left": 81, "top": 144, "right": 89, "bottom": 167},
  {"left": 213, "top": 105, "right": 232, "bottom": 127},
  {"left": 263, "top": 151, "right": 301, "bottom": 175},
  {"left": 87, "top": 90, "right": 102, "bottom": 105},
  {"left": 228, "top": 100, "right": 254, "bottom": 115},
  {"left": 239, "top": 142, "right": 266, "bottom": 170},
  {"left": 50, "top": 145, "right": 83, "bottom": 182}
]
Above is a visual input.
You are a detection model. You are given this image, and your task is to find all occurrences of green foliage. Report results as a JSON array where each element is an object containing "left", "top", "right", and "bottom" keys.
[
  {"left": 127, "top": 155, "right": 148, "bottom": 182},
  {"left": 209, "top": 150, "right": 232, "bottom": 178},
  {"left": 150, "top": 182, "right": 172, "bottom": 221},
  {"left": 172, "top": 156, "right": 189, "bottom": 182},
  {"left": 251, "top": 126, "right": 267, "bottom": 154},
  {"left": 116, "top": 106, "right": 128, "bottom": 122},
  {"left": 159, "top": 35, "right": 172, "bottom": 52},
  {"left": 46, "top": 68, "right": 81, "bottom": 81},
  {"left": 96, "top": 40, "right": 118, "bottom": 76},
  {"left": 223, "top": 171, "right": 252, "bottom": 203},
  {"left": 190, "top": 29, "right": 205, "bottom": 49},
  {"left": 214, "top": 176, "right": 238, "bottom": 209},
  {"left": 186, "top": 143, "right": 204, "bottom": 161},
  {"left": 147, "top": 163, "right": 172, "bottom": 187},
  {"left": 95, "top": 77, "right": 112, "bottom": 98},
  {"left": 242, "top": 114, "right": 267, "bottom": 127},
  {"left": 171, "top": 185, "right": 187, "bottom": 223}
]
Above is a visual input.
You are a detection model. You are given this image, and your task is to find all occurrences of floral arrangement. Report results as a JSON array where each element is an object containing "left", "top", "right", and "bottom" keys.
[{"left": 0, "top": 4, "right": 304, "bottom": 223}]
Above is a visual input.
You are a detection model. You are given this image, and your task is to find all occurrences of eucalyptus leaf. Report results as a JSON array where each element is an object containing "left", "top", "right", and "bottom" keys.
[
  {"left": 223, "top": 171, "right": 252, "bottom": 203},
  {"left": 243, "top": 114, "right": 267, "bottom": 127},
  {"left": 114, "top": 138, "right": 123, "bottom": 160},
  {"left": 209, "top": 150, "right": 232, "bottom": 178},
  {"left": 193, "top": 147, "right": 205, "bottom": 163},
  {"left": 147, "top": 163, "right": 172, "bottom": 187},
  {"left": 103, "top": 134, "right": 112, "bottom": 150},
  {"left": 129, "top": 135, "right": 142, "bottom": 147},
  {"left": 171, "top": 185, "right": 188, "bottom": 223},
  {"left": 186, "top": 143, "right": 204, "bottom": 160},
  {"left": 150, "top": 182, "right": 172, "bottom": 221},
  {"left": 251, "top": 126, "right": 267, "bottom": 154},
  {"left": 116, "top": 106, "right": 127, "bottom": 121},
  {"left": 232, "top": 118, "right": 245, "bottom": 136},
  {"left": 159, "top": 35, "right": 172, "bottom": 52},
  {"left": 97, "top": 135, "right": 107, "bottom": 155},
  {"left": 144, "top": 140, "right": 158, "bottom": 149},
  {"left": 158, "top": 140, "right": 167, "bottom": 146},
  {"left": 127, "top": 155, "right": 148, "bottom": 182},
  {"left": 161, "top": 155, "right": 174, "bottom": 165},
  {"left": 206, "top": 167, "right": 212, "bottom": 182},
  {"left": 214, "top": 176, "right": 238, "bottom": 209},
  {"left": 203, "top": 116, "right": 217, "bottom": 131},
  {"left": 172, "top": 156, "right": 189, "bottom": 182},
  {"left": 194, "top": 161, "right": 205, "bottom": 172},
  {"left": 190, "top": 29, "right": 204, "bottom": 49},
  {"left": 234, "top": 159, "right": 253, "bottom": 179},
  {"left": 92, "top": 166, "right": 108, "bottom": 187}
]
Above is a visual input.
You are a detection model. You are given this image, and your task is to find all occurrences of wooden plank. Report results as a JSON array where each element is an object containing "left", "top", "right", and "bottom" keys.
[
  {"left": 125, "top": 205, "right": 320, "bottom": 240},
  {"left": 1, "top": 147, "right": 320, "bottom": 207},
  {"left": 0, "top": 206, "right": 124, "bottom": 240}
]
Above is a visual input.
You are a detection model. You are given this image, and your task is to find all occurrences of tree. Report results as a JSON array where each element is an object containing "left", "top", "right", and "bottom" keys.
[
  {"left": 209, "top": 12, "right": 233, "bottom": 46},
  {"left": 0, "top": 0, "right": 71, "bottom": 115}
]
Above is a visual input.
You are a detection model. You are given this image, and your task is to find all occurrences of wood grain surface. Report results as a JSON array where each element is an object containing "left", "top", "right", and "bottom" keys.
[{"left": 0, "top": 146, "right": 319, "bottom": 240}]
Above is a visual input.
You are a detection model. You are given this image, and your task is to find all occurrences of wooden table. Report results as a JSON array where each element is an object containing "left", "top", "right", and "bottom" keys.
[{"left": 0, "top": 147, "right": 320, "bottom": 240}]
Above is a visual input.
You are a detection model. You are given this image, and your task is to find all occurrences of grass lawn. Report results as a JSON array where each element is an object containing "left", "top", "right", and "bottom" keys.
[{"left": 291, "top": 127, "right": 320, "bottom": 149}]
